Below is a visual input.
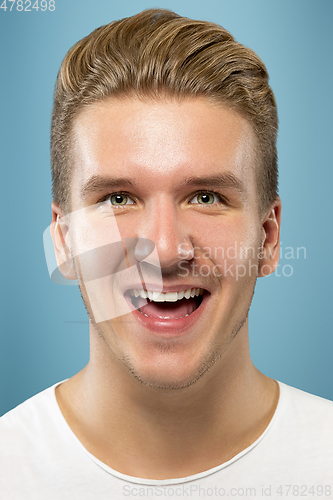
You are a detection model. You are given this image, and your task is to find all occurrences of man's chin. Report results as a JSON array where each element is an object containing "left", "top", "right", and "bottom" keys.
[
  {"left": 121, "top": 353, "right": 218, "bottom": 391},
  {"left": 128, "top": 372, "right": 205, "bottom": 390}
]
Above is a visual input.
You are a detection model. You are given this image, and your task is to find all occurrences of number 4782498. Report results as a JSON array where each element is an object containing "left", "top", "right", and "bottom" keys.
[{"left": 0, "top": 0, "right": 55, "bottom": 11}]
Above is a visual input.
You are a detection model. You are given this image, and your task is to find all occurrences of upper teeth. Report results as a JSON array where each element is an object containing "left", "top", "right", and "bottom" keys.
[{"left": 130, "top": 288, "right": 204, "bottom": 302}]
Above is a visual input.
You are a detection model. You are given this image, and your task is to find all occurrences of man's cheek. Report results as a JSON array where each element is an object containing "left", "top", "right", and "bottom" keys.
[
  {"left": 187, "top": 237, "right": 259, "bottom": 281},
  {"left": 45, "top": 205, "right": 163, "bottom": 322},
  {"left": 76, "top": 241, "right": 127, "bottom": 282},
  {"left": 75, "top": 238, "right": 163, "bottom": 324}
]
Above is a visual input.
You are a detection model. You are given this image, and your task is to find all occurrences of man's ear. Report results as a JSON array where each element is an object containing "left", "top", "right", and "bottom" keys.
[
  {"left": 258, "top": 197, "right": 282, "bottom": 278},
  {"left": 50, "top": 202, "right": 77, "bottom": 281}
]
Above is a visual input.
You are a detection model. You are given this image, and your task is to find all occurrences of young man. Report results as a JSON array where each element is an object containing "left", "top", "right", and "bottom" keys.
[{"left": 1, "top": 9, "right": 332, "bottom": 498}]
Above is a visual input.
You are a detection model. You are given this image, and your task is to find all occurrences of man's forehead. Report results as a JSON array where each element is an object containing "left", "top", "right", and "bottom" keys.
[{"left": 70, "top": 96, "right": 257, "bottom": 204}]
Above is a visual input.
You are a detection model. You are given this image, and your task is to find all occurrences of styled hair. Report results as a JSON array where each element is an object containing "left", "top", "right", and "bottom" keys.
[{"left": 51, "top": 8, "right": 278, "bottom": 214}]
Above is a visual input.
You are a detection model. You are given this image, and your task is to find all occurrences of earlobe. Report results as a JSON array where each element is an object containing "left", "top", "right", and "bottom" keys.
[
  {"left": 258, "top": 198, "right": 282, "bottom": 278},
  {"left": 50, "top": 203, "right": 77, "bottom": 281}
]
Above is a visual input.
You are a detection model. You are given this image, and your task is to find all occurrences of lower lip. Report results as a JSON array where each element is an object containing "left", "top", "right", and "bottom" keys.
[{"left": 128, "top": 293, "right": 210, "bottom": 335}]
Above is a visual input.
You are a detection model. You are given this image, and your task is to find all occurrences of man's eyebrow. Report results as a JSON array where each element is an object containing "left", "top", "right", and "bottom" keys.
[
  {"left": 80, "top": 172, "right": 246, "bottom": 201},
  {"left": 183, "top": 173, "right": 246, "bottom": 194},
  {"left": 80, "top": 175, "right": 136, "bottom": 200}
]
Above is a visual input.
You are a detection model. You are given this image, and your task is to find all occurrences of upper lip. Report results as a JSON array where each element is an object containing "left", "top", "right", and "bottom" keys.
[{"left": 121, "top": 283, "right": 210, "bottom": 294}]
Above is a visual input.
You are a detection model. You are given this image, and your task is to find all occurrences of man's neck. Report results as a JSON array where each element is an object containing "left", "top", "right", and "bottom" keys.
[{"left": 55, "top": 330, "right": 279, "bottom": 480}]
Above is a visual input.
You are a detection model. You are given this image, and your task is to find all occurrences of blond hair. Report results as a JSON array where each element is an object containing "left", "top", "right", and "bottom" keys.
[{"left": 51, "top": 8, "right": 278, "bottom": 213}]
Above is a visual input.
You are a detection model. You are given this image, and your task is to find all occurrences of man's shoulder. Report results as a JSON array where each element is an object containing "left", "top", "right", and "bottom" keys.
[
  {"left": 0, "top": 381, "right": 65, "bottom": 448},
  {"left": 276, "top": 381, "right": 333, "bottom": 437},
  {"left": 279, "top": 381, "right": 333, "bottom": 411},
  {"left": 0, "top": 380, "right": 97, "bottom": 499},
  {"left": 1, "top": 380, "right": 61, "bottom": 416}
]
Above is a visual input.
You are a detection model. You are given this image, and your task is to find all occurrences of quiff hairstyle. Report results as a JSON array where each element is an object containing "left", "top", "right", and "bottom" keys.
[{"left": 51, "top": 8, "right": 278, "bottom": 214}]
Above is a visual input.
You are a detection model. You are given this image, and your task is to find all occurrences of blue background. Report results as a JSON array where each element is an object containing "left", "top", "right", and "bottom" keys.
[{"left": 1, "top": 0, "right": 332, "bottom": 416}]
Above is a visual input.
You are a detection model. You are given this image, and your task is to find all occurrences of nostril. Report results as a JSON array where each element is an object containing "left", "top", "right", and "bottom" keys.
[{"left": 177, "top": 241, "right": 195, "bottom": 260}]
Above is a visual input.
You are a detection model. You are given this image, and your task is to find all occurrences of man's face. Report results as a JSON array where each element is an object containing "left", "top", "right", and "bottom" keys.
[{"left": 60, "top": 96, "right": 275, "bottom": 389}]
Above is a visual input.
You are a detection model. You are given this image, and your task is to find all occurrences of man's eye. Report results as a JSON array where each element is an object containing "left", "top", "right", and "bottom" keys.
[
  {"left": 109, "top": 193, "right": 134, "bottom": 206},
  {"left": 189, "top": 192, "right": 222, "bottom": 205}
]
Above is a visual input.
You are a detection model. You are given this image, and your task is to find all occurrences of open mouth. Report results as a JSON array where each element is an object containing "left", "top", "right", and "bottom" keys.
[{"left": 127, "top": 288, "right": 207, "bottom": 320}]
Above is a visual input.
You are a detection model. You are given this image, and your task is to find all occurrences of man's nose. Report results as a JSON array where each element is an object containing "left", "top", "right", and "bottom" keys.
[{"left": 134, "top": 200, "right": 194, "bottom": 269}]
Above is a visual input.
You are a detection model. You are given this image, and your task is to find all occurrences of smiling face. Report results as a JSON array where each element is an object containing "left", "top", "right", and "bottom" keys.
[{"left": 52, "top": 95, "right": 280, "bottom": 389}]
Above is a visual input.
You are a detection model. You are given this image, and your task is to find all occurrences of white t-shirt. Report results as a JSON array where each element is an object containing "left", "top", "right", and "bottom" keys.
[{"left": 1, "top": 380, "right": 333, "bottom": 499}]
